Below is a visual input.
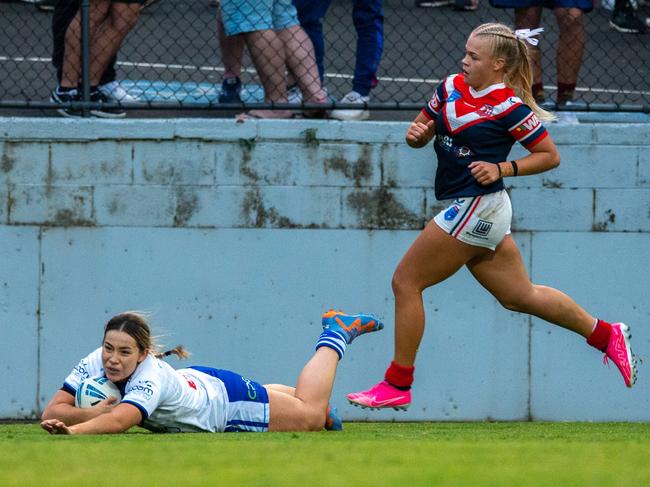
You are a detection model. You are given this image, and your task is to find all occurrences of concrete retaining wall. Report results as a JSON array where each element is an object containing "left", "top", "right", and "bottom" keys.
[{"left": 1, "top": 118, "right": 648, "bottom": 421}]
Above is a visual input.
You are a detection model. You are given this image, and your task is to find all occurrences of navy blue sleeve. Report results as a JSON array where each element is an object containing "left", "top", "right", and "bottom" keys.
[
  {"left": 422, "top": 80, "right": 446, "bottom": 121},
  {"left": 503, "top": 104, "right": 548, "bottom": 149}
]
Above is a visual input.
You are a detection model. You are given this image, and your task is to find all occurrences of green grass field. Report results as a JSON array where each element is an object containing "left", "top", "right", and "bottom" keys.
[{"left": 2, "top": 422, "right": 650, "bottom": 486}]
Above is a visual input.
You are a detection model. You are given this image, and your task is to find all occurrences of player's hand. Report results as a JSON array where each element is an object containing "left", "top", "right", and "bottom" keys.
[
  {"left": 469, "top": 160, "right": 501, "bottom": 185},
  {"left": 91, "top": 396, "right": 119, "bottom": 415},
  {"left": 41, "top": 419, "right": 73, "bottom": 435},
  {"left": 405, "top": 120, "right": 435, "bottom": 147}
]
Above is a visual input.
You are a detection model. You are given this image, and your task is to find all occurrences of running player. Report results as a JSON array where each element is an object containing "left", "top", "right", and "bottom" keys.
[
  {"left": 41, "top": 309, "right": 382, "bottom": 434},
  {"left": 347, "top": 22, "right": 637, "bottom": 411}
]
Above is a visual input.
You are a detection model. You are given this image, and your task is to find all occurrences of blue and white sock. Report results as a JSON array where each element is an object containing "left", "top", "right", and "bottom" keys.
[{"left": 316, "top": 330, "right": 347, "bottom": 360}]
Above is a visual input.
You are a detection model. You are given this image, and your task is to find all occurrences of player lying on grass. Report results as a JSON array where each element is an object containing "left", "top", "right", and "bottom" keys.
[{"left": 41, "top": 309, "right": 382, "bottom": 434}]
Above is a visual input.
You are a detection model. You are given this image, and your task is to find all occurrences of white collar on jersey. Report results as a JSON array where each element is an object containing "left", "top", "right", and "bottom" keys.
[{"left": 469, "top": 82, "right": 506, "bottom": 99}]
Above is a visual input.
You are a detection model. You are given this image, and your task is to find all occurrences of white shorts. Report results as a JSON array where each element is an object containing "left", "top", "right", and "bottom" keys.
[{"left": 433, "top": 190, "right": 512, "bottom": 250}]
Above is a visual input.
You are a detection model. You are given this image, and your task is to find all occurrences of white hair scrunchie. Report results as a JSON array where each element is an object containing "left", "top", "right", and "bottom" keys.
[{"left": 514, "top": 27, "right": 544, "bottom": 46}]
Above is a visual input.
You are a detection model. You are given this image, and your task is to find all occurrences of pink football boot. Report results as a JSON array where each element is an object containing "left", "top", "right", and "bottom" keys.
[
  {"left": 347, "top": 381, "right": 411, "bottom": 410},
  {"left": 604, "top": 323, "right": 638, "bottom": 388}
]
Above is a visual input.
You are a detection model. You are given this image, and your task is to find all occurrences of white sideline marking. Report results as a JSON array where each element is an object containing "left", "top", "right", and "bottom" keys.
[{"left": 1, "top": 55, "right": 649, "bottom": 97}]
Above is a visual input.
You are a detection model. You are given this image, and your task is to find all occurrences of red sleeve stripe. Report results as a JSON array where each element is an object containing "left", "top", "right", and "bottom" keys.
[
  {"left": 422, "top": 106, "right": 436, "bottom": 120},
  {"left": 508, "top": 112, "right": 531, "bottom": 132},
  {"left": 523, "top": 130, "right": 548, "bottom": 148}
]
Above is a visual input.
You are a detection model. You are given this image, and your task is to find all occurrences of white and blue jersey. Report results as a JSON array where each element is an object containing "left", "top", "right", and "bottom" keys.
[
  {"left": 422, "top": 73, "right": 548, "bottom": 200},
  {"left": 62, "top": 348, "right": 269, "bottom": 433}
]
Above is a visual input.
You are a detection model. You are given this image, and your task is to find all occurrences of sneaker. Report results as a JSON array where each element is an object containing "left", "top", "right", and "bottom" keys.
[
  {"left": 330, "top": 91, "right": 370, "bottom": 121},
  {"left": 89, "top": 90, "right": 126, "bottom": 118},
  {"left": 218, "top": 76, "right": 242, "bottom": 104},
  {"left": 142, "top": 0, "right": 163, "bottom": 9},
  {"left": 321, "top": 309, "right": 383, "bottom": 344},
  {"left": 50, "top": 88, "right": 83, "bottom": 118},
  {"left": 287, "top": 84, "right": 303, "bottom": 105},
  {"left": 347, "top": 380, "right": 411, "bottom": 410},
  {"left": 604, "top": 323, "right": 638, "bottom": 387},
  {"left": 609, "top": 9, "right": 647, "bottom": 33},
  {"left": 98, "top": 81, "right": 137, "bottom": 103},
  {"left": 453, "top": 0, "right": 479, "bottom": 10},
  {"left": 556, "top": 99, "right": 588, "bottom": 111},
  {"left": 35, "top": 0, "right": 56, "bottom": 11},
  {"left": 325, "top": 405, "right": 343, "bottom": 431},
  {"left": 415, "top": 0, "right": 454, "bottom": 6}
]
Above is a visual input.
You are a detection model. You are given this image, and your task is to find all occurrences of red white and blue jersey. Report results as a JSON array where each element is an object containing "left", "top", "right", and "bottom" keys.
[{"left": 422, "top": 74, "right": 548, "bottom": 200}]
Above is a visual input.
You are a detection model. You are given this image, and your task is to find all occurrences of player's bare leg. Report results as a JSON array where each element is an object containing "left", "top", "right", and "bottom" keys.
[
  {"left": 268, "top": 311, "right": 383, "bottom": 431},
  {"left": 467, "top": 235, "right": 637, "bottom": 386},
  {"left": 467, "top": 235, "right": 594, "bottom": 335},
  {"left": 348, "top": 221, "right": 487, "bottom": 410}
]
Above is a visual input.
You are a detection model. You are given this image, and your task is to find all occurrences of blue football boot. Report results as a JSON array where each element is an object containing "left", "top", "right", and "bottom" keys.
[
  {"left": 325, "top": 404, "right": 343, "bottom": 431},
  {"left": 321, "top": 309, "right": 383, "bottom": 344}
]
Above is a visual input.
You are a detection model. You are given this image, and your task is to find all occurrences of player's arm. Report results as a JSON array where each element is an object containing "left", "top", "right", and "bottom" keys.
[
  {"left": 405, "top": 112, "right": 436, "bottom": 149},
  {"left": 41, "top": 389, "right": 118, "bottom": 425},
  {"left": 41, "top": 402, "right": 142, "bottom": 435},
  {"left": 498, "top": 134, "right": 560, "bottom": 177},
  {"left": 469, "top": 136, "right": 560, "bottom": 185}
]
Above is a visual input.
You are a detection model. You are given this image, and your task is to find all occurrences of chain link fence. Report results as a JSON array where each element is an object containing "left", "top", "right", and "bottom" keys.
[{"left": 1, "top": 0, "right": 648, "bottom": 117}]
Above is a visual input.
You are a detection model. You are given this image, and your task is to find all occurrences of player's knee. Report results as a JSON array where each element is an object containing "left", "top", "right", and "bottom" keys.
[
  {"left": 287, "top": 406, "right": 324, "bottom": 432},
  {"left": 303, "top": 409, "right": 326, "bottom": 431},
  {"left": 498, "top": 293, "right": 534, "bottom": 313},
  {"left": 391, "top": 270, "right": 407, "bottom": 297}
]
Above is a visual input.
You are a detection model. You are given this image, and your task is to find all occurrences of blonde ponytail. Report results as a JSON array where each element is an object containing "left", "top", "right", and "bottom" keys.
[
  {"left": 473, "top": 23, "right": 556, "bottom": 122},
  {"left": 155, "top": 345, "right": 190, "bottom": 360}
]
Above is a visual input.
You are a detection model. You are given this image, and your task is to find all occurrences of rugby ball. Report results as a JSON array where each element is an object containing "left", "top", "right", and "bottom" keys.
[{"left": 75, "top": 377, "right": 122, "bottom": 408}]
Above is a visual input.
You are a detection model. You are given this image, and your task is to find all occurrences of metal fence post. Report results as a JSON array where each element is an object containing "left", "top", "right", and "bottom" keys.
[{"left": 80, "top": 0, "right": 91, "bottom": 118}]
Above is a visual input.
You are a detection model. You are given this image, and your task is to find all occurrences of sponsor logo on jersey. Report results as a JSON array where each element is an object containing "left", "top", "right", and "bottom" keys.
[
  {"left": 127, "top": 380, "right": 155, "bottom": 398},
  {"left": 513, "top": 112, "right": 541, "bottom": 139},
  {"left": 437, "top": 135, "right": 474, "bottom": 158},
  {"left": 182, "top": 375, "right": 197, "bottom": 390},
  {"left": 74, "top": 360, "right": 90, "bottom": 379}
]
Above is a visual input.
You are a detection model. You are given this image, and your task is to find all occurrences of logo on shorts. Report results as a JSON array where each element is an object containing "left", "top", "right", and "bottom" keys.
[
  {"left": 242, "top": 377, "right": 258, "bottom": 400},
  {"left": 444, "top": 205, "right": 460, "bottom": 221},
  {"left": 471, "top": 219, "right": 493, "bottom": 237}
]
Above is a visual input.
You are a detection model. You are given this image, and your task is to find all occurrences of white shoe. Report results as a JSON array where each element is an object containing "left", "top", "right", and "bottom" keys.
[
  {"left": 287, "top": 85, "right": 303, "bottom": 105},
  {"left": 330, "top": 91, "right": 370, "bottom": 121},
  {"left": 98, "top": 81, "right": 137, "bottom": 103}
]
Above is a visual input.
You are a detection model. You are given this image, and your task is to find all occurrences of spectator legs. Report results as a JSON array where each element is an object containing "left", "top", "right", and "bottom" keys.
[
  {"left": 554, "top": 8, "right": 585, "bottom": 104},
  {"left": 278, "top": 25, "right": 326, "bottom": 103},
  {"left": 60, "top": 1, "right": 140, "bottom": 88},
  {"left": 244, "top": 29, "right": 287, "bottom": 103},
  {"left": 89, "top": 3, "right": 141, "bottom": 86},
  {"left": 351, "top": 0, "right": 384, "bottom": 97},
  {"left": 60, "top": 0, "right": 111, "bottom": 88},
  {"left": 293, "top": 0, "right": 333, "bottom": 83},
  {"left": 514, "top": 7, "right": 544, "bottom": 90},
  {"left": 216, "top": 11, "right": 244, "bottom": 80}
]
